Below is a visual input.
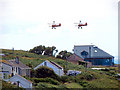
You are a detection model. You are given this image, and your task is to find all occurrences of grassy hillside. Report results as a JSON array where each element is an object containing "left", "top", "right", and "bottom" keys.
[
  {"left": 1, "top": 49, "right": 120, "bottom": 89},
  {"left": 2, "top": 49, "right": 85, "bottom": 71}
]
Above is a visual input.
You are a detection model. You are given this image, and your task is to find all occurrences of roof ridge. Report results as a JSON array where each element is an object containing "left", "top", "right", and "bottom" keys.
[
  {"left": 2, "top": 60, "right": 31, "bottom": 69},
  {"left": 1, "top": 60, "right": 12, "bottom": 66},
  {"left": 48, "top": 60, "right": 63, "bottom": 69},
  {"left": 74, "top": 45, "right": 94, "bottom": 47},
  {"left": 13, "top": 74, "right": 32, "bottom": 83}
]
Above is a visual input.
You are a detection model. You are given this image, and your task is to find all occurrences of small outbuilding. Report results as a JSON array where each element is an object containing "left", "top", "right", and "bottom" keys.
[
  {"left": 34, "top": 60, "right": 64, "bottom": 76},
  {"left": 9, "top": 74, "right": 32, "bottom": 88}
]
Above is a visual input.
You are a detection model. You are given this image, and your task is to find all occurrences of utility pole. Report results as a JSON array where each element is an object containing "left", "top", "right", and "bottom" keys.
[
  {"left": 66, "top": 56, "right": 67, "bottom": 73},
  {"left": 12, "top": 47, "right": 14, "bottom": 59}
]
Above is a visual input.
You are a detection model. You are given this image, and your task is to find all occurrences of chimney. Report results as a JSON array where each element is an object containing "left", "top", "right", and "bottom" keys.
[{"left": 16, "top": 56, "right": 19, "bottom": 64}]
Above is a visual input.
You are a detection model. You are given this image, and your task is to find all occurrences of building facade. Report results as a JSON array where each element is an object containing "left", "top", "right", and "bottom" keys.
[
  {"left": 34, "top": 60, "right": 64, "bottom": 76},
  {"left": 1, "top": 58, "right": 31, "bottom": 77},
  {"left": 67, "top": 54, "right": 92, "bottom": 67},
  {"left": 73, "top": 45, "right": 114, "bottom": 66},
  {"left": 9, "top": 74, "right": 32, "bottom": 88}
]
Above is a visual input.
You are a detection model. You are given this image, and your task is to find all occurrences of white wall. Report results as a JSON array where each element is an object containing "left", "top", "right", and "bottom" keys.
[
  {"left": 9, "top": 74, "right": 32, "bottom": 88},
  {"left": 2, "top": 63, "right": 20, "bottom": 76},
  {"left": 34, "top": 60, "right": 64, "bottom": 76},
  {"left": 2, "top": 63, "right": 12, "bottom": 74}
]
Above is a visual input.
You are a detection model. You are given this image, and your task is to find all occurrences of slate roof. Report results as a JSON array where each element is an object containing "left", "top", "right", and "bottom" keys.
[
  {"left": 1, "top": 60, "right": 31, "bottom": 69},
  {"left": 1, "top": 60, "right": 12, "bottom": 66},
  {"left": 49, "top": 61, "right": 63, "bottom": 69},
  {"left": 74, "top": 45, "right": 114, "bottom": 59},
  {"left": 10, "top": 74, "right": 32, "bottom": 83},
  {"left": 90, "top": 46, "right": 114, "bottom": 58}
]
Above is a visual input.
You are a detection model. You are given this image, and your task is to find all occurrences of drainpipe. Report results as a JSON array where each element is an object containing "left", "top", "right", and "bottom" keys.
[{"left": 89, "top": 46, "right": 91, "bottom": 58}]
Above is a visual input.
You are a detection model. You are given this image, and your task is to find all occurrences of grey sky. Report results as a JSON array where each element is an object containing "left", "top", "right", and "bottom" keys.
[{"left": 0, "top": 0, "right": 118, "bottom": 63}]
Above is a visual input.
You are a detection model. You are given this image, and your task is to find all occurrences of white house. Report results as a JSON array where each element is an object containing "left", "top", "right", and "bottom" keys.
[
  {"left": 34, "top": 60, "right": 64, "bottom": 76},
  {"left": 0, "top": 60, "right": 11, "bottom": 81},
  {"left": 1, "top": 57, "right": 31, "bottom": 77},
  {"left": 1, "top": 60, "right": 12, "bottom": 74},
  {"left": 9, "top": 74, "right": 32, "bottom": 89}
]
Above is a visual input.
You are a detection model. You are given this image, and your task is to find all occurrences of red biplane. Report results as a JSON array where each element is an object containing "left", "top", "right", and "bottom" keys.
[
  {"left": 48, "top": 21, "right": 61, "bottom": 29},
  {"left": 74, "top": 20, "right": 87, "bottom": 29}
]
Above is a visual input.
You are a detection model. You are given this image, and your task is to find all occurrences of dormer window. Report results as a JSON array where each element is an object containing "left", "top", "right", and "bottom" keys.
[{"left": 94, "top": 50, "right": 97, "bottom": 53}]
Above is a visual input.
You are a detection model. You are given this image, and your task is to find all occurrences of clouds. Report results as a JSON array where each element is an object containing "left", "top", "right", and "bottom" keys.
[{"left": 0, "top": 0, "right": 118, "bottom": 58}]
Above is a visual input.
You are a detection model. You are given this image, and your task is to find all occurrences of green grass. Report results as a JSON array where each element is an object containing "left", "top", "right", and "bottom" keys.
[
  {"left": 2, "top": 49, "right": 85, "bottom": 71},
  {"left": 64, "top": 82, "right": 83, "bottom": 88}
]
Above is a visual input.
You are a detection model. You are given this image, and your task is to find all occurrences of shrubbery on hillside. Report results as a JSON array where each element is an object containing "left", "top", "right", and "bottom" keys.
[
  {"left": 32, "top": 66, "right": 60, "bottom": 81},
  {"left": 2, "top": 49, "right": 120, "bottom": 88},
  {"left": 33, "top": 78, "right": 60, "bottom": 85},
  {"left": 2, "top": 80, "right": 24, "bottom": 89}
]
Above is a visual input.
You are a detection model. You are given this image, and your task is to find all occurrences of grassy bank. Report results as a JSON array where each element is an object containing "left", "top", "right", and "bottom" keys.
[{"left": 1, "top": 49, "right": 120, "bottom": 89}]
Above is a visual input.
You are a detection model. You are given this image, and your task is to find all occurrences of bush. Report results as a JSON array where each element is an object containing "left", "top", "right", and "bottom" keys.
[
  {"left": 101, "top": 68, "right": 110, "bottom": 71},
  {"left": 60, "top": 76, "right": 70, "bottom": 83},
  {"left": 78, "top": 71, "right": 97, "bottom": 81},
  {"left": 2, "top": 80, "right": 24, "bottom": 89},
  {"left": 33, "top": 78, "right": 60, "bottom": 85},
  {"left": 36, "top": 82, "right": 60, "bottom": 88},
  {"left": 35, "top": 66, "right": 59, "bottom": 79},
  {"left": 30, "top": 69, "right": 36, "bottom": 78},
  {"left": 78, "top": 81, "right": 88, "bottom": 87}
]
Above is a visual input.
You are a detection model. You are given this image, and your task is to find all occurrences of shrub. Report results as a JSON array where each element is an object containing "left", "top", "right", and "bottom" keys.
[
  {"left": 60, "top": 76, "right": 70, "bottom": 83},
  {"left": 78, "top": 81, "right": 88, "bottom": 87},
  {"left": 101, "top": 68, "right": 110, "bottom": 71},
  {"left": 35, "top": 66, "right": 59, "bottom": 79},
  {"left": 77, "top": 71, "right": 97, "bottom": 81},
  {"left": 33, "top": 78, "right": 60, "bottom": 85},
  {"left": 36, "top": 82, "right": 60, "bottom": 88},
  {"left": 30, "top": 69, "right": 36, "bottom": 78}
]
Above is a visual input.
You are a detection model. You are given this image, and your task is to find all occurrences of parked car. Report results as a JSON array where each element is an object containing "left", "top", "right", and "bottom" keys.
[{"left": 66, "top": 70, "right": 81, "bottom": 76}]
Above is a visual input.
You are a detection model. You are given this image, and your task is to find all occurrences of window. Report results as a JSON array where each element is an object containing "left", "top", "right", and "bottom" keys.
[
  {"left": 16, "top": 67, "right": 17, "bottom": 73},
  {"left": 94, "top": 50, "right": 97, "bottom": 53},
  {"left": 3, "top": 73, "right": 5, "bottom": 79},
  {"left": 44, "top": 62, "right": 47, "bottom": 66},
  {"left": 12, "top": 67, "right": 14, "bottom": 71},
  {"left": 26, "top": 69, "right": 29, "bottom": 76},
  {"left": 3, "top": 73, "right": 7, "bottom": 79}
]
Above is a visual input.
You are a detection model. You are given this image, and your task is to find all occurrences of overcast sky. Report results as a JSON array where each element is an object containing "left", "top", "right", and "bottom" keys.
[{"left": 0, "top": 0, "right": 119, "bottom": 62}]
